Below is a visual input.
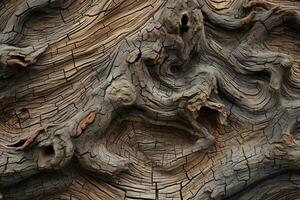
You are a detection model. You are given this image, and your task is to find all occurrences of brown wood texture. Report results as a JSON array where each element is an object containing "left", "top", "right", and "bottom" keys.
[{"left": 0, "top": 0, "right": 300, "bottom": 199}]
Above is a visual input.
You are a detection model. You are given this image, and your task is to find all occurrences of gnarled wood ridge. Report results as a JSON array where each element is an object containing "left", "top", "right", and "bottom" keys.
[{"left": 0, "top": 0, "right": 300, "bottom": 199}]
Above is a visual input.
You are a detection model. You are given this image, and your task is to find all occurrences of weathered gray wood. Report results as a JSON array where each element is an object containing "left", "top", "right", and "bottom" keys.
[{"left": 0, "top": 0, "right": 300, "bottom": 199}]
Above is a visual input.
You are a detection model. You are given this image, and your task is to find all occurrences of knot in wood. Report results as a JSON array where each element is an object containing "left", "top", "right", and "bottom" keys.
[{"left": 106, "top": 80, "right": 136, "bottom": 106}]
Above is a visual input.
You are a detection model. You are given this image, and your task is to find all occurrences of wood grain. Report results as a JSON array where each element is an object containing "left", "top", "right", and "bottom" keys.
[{"left": 0, "top": 0, "right": 300, "bottom": 199}]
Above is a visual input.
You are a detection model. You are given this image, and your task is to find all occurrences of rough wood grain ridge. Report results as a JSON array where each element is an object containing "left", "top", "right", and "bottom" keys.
[{"left": 0, "top": 0, "right": 300, "bottom": 199}]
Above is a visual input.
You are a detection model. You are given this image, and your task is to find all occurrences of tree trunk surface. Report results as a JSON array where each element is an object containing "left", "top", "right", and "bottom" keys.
[{"left": 0, "top": 0, "right": 300, "bottom": 199}]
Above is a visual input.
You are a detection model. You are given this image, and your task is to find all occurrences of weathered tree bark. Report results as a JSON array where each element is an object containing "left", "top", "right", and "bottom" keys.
[{"left": 0, "top": 0, "right": 300, "bottom": 199}]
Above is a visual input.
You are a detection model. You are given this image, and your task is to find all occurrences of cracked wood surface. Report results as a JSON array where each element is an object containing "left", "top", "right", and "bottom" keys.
[{"left": 0, "top": 0, "right": 300, "bottom": 199}]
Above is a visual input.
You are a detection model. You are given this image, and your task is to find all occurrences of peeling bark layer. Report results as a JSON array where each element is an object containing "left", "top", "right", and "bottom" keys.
[{"left": 0, "top": 0, "right": 300, "bottom": 199}]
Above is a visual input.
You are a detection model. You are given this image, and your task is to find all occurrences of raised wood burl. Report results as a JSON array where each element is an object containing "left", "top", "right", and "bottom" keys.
[{"left": 0, "top": 0, "right": 300, "bottom": 199}]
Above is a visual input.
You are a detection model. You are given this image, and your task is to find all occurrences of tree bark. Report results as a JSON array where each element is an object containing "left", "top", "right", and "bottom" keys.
[{"left": 0, "top": 0, "right": 300, "bottom": 199}]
